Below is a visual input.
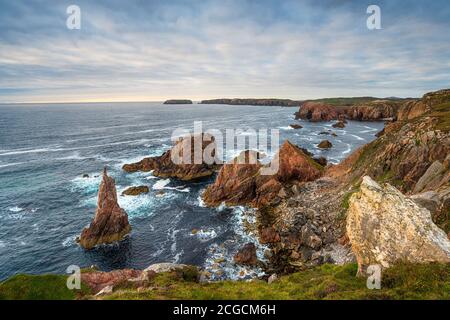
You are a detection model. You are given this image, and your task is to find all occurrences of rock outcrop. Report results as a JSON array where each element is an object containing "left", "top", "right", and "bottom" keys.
[
  {"left": 163, "top": 99, "right": 193, "bottom": 104},
  {"left": 81, "top": 269, "right": 142, "bottom": 294},
  {"left": 295, "top": 100, "right": 401, "bottom": 122},
  {"left": 78, "top": 168, "right": 131, "bottom": 249},
  {"left": 123, "top": 133, "right": 219, "bottom": 181},
  {"left": 203, "top": 141, "right": 323, "bottom": 207},
  {"left": 347, "top": 176, "right": 450, "bottom": 276},
  {"left": 318, "top": 140, "right": 332, "bottom": 149},
  {"left": 234, "top": 243, "right": 258, "bottom": 266},
  {"left": 121, "top": 186, "right": 149, "bottom": 196},
  {"left": 397, "top": 89, "right": 450, "bottom": 121},
  {"left": 290, "top": 124, "right": 303, "bottom": 129},
  {"left": 332, "top": 121, "right": 346, "bottom": 128},
  {"left": 327, "top": 89, "right": 450, "bottom": 194},
  {"left": 200, "top": 98, "right": 302, "bottom": 107},
  {"left": 295, "top": 102, "right": 340, "bottom": 122}
]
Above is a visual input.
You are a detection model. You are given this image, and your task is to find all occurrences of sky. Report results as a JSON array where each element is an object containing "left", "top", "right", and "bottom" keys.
[{"left": 0, "top": 0, "right": 449, "bottom": 103}]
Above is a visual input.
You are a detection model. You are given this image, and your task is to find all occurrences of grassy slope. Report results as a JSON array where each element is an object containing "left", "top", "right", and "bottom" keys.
[
  {"left": 0, "top": 274, "right": 91, "bottom": 300},
  {"left": 3, "top": 263, "right": 447, "bottom": 300}
]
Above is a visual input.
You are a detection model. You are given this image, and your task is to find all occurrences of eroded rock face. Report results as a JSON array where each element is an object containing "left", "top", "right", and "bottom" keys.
[
  {"left": 78, "top": 168, "right": 131, "bottom": 249},
  {"left": 295, "top": 102, "right": 340, "bottom": 122},
  {"left": 295, "top": 100, "right": 401, "bottom": 122},
  {"left": 347, "top": 176, "right": 450, "bottom": 276},
  {"left": 203, "top": 141, "right": 323, "bottom": 207},
  {"left": 81, "top": 269, "right": 142, "bottom": 294},
  {"left": 234, "top": 243, "right": 258, "bottom": 266},
  {"left": 123, "top": 133, "right": 219, "bottom": 181}
]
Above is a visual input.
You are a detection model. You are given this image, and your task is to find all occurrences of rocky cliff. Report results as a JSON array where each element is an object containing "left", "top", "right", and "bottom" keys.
[
  {"left": 347, "top": 176, "right": 450, "bottom": 276},
  {"left": 200, "top": 98, "right": 302, "bottom": 107},
  {"left": 123, "top": 133, "right": 220, "bottom": 181},
  {"left": 202, "top": 141, "right": 323, "bottom": 207},
  {"left": 78, "top": 168, "right": 131, "bottom": 249},
  {"left": 295, "top": 100, "right": 403, "bottom": 121}
]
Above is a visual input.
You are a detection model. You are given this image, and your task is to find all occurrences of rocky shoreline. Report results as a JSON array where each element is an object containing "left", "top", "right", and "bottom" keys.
[
  {"left": 80, "top": 89, "right": 449, "bottom": 277},
  {"left": 200, "top": 98, "right": 302, "bottom": 107},
  {"left": 6, "top": 89, "right": 448, "bottom": 298}
]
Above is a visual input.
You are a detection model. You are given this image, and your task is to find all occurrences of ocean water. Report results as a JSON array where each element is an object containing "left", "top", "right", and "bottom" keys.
[{"left": 0, "top": 102, "right": 383, "bottom": 281}]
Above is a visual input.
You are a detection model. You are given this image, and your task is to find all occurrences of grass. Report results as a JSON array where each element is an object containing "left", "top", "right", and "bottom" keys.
[
  {"left": 105, "top": 263, "right": 449, "bottom": 300},
  {"left": 430, "top": 101, "right": 450, "bottom": 132},
  {"left": 1, "top": 263, "right": 448, "bottom": 300},
  {"left": 0, "top": 274, "right": 90, "bottom": 300}
]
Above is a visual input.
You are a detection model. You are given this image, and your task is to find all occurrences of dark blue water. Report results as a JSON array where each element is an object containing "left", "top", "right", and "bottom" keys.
[{"left": 0, "top": 102, "right": 383, "bottom": 281}]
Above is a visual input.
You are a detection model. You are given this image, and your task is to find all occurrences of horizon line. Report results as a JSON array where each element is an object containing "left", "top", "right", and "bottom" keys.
[{"left": 0, "top": 95, "right": 420, "bottom": 105}]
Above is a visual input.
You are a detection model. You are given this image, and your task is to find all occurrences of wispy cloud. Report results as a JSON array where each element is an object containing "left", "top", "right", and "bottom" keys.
[{"left": 0, "top": 0, "right": 449, "bottom": 102}]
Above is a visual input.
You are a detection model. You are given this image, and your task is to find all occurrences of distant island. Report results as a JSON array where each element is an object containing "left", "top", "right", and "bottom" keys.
[
  {"left": 200, "top": 98, "right": 303, "bottom": 107},
  {"left": 163, "top": 99, "right": 193, "bottom": 104}
]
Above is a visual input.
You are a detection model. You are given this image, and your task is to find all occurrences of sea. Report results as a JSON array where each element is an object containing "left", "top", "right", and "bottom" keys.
[{"left": 0, "top": 102, "right": 384, "bottom": 281}]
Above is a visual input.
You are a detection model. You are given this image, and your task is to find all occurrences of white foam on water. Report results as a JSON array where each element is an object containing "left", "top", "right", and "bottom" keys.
[
  {"left": 153, "top": 179, "right": 171, "bottom": 190},
  {"left": 70, "top": 174, "right": 102, "bottom": 194},
  {"left": 62, "top": 235, "right": 77, "bottom": 247},
  {"left": 278, "top": 126, "right": 293, "bottom": 130},
  {"left": 173, "top": 249, "right": 184, "bottom": 263},
  {"left": 0, "top": 240, "right": 5, "bottom": 248},
  {"left": 152, "top": 179, "right": 190, "bottom": 192},
  {"left": 350, "top": 134, "right": 365, "bottom": 141},
  {"left": 203, "top": 206, "right": 268, "bottom": 281},
  {"left": 342, "top": 143, "right": 352, "bottom": 155},
  {"left": 8, "top": 206, "right": 23, "bottom": 212},
  {"left": 0, "top": 162, "right": 26, "bottom": 169},
  {"left": 197, "top": 189, "right": 206, "bottom": 207},
  {"left": 192, "top": 228, "right": 218, "bottom": 242}
]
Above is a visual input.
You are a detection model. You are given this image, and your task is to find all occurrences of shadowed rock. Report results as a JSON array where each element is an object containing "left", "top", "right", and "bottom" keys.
[
  {"left": 318, "top": 140, "right": 332, "bottom": 149},
  {"left": 123, "top": 133, "right": 219, "bottom": 181},
  {"left": 234, "top": 243, "right": 258, "bottom": 266},
  {"left": 121, "top": 186, "right": 149, "bottom": 196},
  {"left": 203, "top": 141, "right": 323, "bottom": 207}
]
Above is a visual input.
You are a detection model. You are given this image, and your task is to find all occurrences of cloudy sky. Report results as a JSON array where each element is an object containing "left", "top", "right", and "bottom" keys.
[{"left": 0, "top": 0, "right": 449, "bottom": 103}]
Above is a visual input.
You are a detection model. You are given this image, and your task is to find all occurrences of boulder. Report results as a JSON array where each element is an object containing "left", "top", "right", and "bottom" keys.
[
  {"left": 347, "top": 176, "right": 450, "bottom": 276},
  {"left": 78, "top": 168, "right": 131, "bottom": 249},
  {"left": 234, "top": 243, "right": 258, "bottom": 266},
  {"left": 123, "top": 133, "right": 219, "bottom": 181},
  {"left": 332, "top": 121, "right": 346, "bottom": 128},
  {"left": 318, "top": 140, "right": 332, "bottom": 149},
  {"left": 290, "top": 124, "right": 303, "bottom": 129},
  {"left": 121, "top": 185, "right": 149, "bottom": 196},
  {"left": 259, "top": 226, "right": 281, "bottom": 244},
  {"left": 81, "top": 269, "right": 141, "bottom": 294}
]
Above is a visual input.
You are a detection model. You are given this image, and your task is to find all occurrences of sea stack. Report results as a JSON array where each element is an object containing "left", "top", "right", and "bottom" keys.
[{"left": 78, "top": 168, "right": 131, "bottom": 249}]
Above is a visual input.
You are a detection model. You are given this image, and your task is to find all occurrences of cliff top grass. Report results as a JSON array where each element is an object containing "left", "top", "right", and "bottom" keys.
[
  {"left": 430, "top": 101, "right": 450, "bottom": 132},
  {"left": 2, "top": 263, "right": 448, "bottom": 300},
  {"left": 309, "top": 97, "right": 405, "bottom": 107}
]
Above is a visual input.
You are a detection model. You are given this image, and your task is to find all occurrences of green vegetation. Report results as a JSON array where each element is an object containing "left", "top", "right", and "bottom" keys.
[
  {"left": 430, "top": 101, "right": 450, "bottom": 132},
  {"left": 310, "top": 97, "right": 380, "bottom": 106},
  {"left": 105, "top": 263, "right": 450, "bottom": 300},
  {"left": 0, "top": 274, "right": 90, "bottom": 300},
  {"left": 1, "top": 263, "right": 448, "bottom": 300}
]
